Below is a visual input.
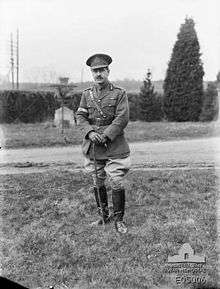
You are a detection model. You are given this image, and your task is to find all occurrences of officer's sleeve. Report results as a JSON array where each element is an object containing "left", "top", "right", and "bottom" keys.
[
  {"left": 103, "top": 90, "right": 129, "bottom": 141},
  {"left": 76, "top": 91, "right": 94, "bottom": 138}
]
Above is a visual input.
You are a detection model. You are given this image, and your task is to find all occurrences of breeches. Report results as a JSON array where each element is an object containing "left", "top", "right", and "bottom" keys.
[{"left": 84, "top": 156, "right": 131, "bottom": 190}]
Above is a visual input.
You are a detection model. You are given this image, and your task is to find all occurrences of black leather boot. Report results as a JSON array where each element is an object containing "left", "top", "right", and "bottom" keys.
[
  {"left": 92, "top": 186, "right": 109, "bottom": 225},
  {"left": 112, "top": 188, "right": 128, "bottom": 233}
]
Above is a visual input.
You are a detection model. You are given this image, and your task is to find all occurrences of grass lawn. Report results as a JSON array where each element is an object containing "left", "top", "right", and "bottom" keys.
[
  {"left": 1, "top": 120, "right": 219, "bottom": 149},
  {"left": 1, "top": 168, "right": 218, "bottom": 289}
]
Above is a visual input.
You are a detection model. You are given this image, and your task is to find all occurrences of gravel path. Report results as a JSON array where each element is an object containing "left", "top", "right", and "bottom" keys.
[{"left": 0, "top": 137, "right": 219, "bottom": 174}]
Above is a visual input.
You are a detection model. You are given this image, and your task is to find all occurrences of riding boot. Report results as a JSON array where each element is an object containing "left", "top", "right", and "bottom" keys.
[
  {"left": 112, "top": 188, "right": 128, "bottom": 233},
  {"left": 92, "top": 186, "right": 109, "bottom": 225}
]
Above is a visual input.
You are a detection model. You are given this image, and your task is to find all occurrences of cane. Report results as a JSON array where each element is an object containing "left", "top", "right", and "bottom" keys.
[{"left": 92, "top": 142, "right": 106, "bottom": 228}]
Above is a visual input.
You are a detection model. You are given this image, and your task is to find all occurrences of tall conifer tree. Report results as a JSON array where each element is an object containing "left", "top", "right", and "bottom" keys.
[
  {"left": 138, "top": 70, "right": 163, "bottom": 121},
  {"left": 163, "top": 17, "right": 204, "bottom": 121}
]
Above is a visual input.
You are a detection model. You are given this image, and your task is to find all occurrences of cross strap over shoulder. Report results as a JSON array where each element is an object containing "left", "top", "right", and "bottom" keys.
[{"left": 89, "top": 90, "right": 107, "bottom": 119}]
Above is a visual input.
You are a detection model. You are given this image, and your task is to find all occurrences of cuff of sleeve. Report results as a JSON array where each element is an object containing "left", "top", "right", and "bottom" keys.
[
  {"left": 85, "top": 129, "right": 94, "bottom": 139},
  {"left": 103, "top": 126, "right": 120, "bottom": 141},
  {"left": 102, "top": 133, "right": 110, "bottom": 143}
]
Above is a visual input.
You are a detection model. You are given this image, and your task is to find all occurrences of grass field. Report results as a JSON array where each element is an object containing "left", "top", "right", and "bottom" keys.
[
  {"left": 1, "top": 168, "right": 218, "bottom": 289},
  {"left": 1, "top": 121, "right": 219, "bottom": 149}
]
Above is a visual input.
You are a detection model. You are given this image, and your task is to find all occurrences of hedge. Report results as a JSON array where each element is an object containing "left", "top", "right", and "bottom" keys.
[
  {"left": 1, "top": 88, "right": 216, "bottom": 124},
  {"left": 0, "top": 90, "right": 143, "bottom": 123},
  {"left": 0, "top": 90, "right": 56, "bottom": 123}
]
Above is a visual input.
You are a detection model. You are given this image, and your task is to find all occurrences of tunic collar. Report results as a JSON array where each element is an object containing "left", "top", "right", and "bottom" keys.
[
  {"left": 92, "top": 81, "right": 114, "bottom": 100},
  {"left": 94, "top": 81, "right": 113, "bottom": 91}
]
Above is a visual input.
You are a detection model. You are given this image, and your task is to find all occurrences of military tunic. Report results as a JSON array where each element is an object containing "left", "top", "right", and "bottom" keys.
[{"left": 77, "top": 82, "right": 130, "bottom": 160}]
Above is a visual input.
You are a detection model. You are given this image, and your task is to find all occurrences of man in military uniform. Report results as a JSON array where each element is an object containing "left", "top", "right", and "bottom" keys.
[{"left": 76, "top": 53, "right": 131, "bottom": 234}]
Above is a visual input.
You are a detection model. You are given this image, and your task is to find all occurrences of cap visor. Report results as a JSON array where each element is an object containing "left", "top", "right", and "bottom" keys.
[{"left": 90, "top": 65, "right": 108, "bottom": 70}]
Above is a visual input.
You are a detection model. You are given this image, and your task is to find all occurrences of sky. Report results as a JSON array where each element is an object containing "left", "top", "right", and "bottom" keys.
[{"left": 0, "top": 0, "right": 220, "bottom": 82}]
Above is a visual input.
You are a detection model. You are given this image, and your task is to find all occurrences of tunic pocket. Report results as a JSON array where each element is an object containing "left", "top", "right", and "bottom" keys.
[
  {"left": 101, "top": 98, "right": 117, "bottom": 116},
  {"left": 102, "top": 97, "right": 117, "bottom": 107}
]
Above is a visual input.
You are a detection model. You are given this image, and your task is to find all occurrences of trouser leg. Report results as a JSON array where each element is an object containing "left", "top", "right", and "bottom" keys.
[
  {"left": 84, "top": 155, "right": 131, "bottom": 230},
  {"left": 84, "top": 157, "right": 110, "bottom": 224}
]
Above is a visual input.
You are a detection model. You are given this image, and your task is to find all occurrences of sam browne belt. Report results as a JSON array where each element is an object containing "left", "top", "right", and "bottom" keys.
[{"left": 90, "top": 117, "right": 113, "bottom": 126}]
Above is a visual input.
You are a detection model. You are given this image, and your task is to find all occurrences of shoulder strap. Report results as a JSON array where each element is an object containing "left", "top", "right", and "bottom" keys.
[
  {"left": 111, "top": 84, "right": 125, "bottom": 92},
  {"left": 89, "top": 90, "right": 107, "bottom": 118}
]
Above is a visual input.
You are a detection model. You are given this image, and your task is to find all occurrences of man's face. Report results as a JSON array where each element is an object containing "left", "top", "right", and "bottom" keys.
[{"left": 91, "top": 67, "right": 109, "bottom": 85}]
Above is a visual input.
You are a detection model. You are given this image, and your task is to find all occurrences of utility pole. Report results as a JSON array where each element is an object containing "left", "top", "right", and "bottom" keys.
[
  {"left": 10, "top": 33, "right": 14, "bottom": 89},
  {"left": 16, "top": 29, "right": 19, "bottom": 89}
]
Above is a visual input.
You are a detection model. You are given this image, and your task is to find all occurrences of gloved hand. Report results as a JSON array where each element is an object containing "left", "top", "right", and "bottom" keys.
[{"left": 88, "top": 131, "right": 102, "bottom": 144}]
